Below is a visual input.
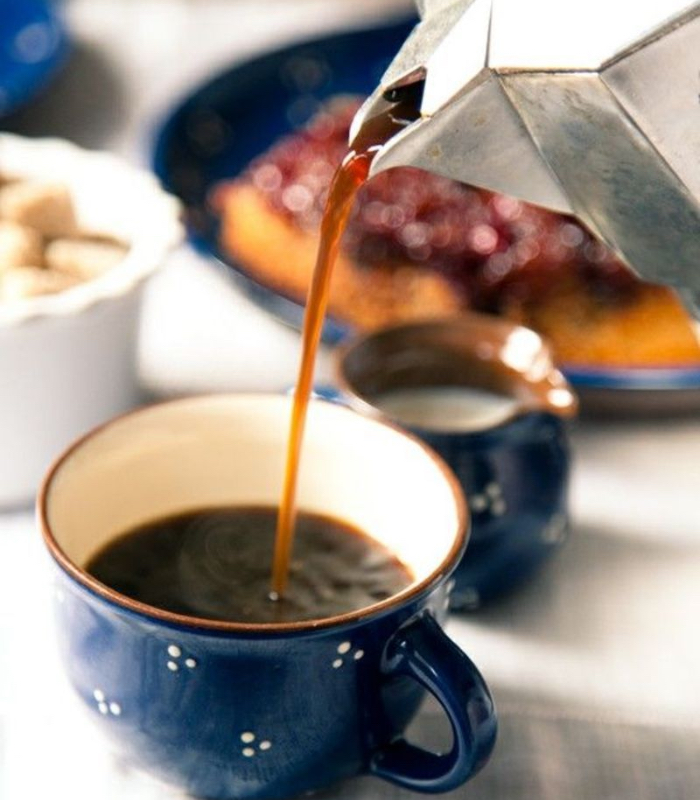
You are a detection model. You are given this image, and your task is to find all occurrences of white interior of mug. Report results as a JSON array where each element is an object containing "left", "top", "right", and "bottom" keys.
[{"left": 44, "top": 395, "right": 464, "bottom": 600}]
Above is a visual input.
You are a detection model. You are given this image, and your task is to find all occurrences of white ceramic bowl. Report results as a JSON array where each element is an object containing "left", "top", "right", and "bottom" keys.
[{"left": 0, "top": 134, "right": 182, "bottom": 507}]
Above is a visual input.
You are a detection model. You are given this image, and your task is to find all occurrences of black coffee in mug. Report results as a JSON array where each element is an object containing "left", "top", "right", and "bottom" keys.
[{"left": 86, "top": 506, "right": 413, "bottom": 624}]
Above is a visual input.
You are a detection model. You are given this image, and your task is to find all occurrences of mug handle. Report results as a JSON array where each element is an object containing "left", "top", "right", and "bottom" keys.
[{"left": 370, "top": 611, "right": 497, "bottom": 792}]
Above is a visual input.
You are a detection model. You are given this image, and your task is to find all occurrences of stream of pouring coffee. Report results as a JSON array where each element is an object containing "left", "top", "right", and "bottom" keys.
[{"left": 271, "top": 89, "right": 423, "bottom": 598}]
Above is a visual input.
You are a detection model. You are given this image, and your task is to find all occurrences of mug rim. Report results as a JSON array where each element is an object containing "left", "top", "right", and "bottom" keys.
[{"left": 37, "top": 393, "right": 468, "bottom": 635}]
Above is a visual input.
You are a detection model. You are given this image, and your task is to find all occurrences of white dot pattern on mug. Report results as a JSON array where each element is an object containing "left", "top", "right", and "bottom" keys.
[
  {"left": 165, "top": 643, "right": 198, "bottom": 673},
  {"left": 469, "top": 482, "right": 507, "bottom": 517},
  {"left": 92, "top": 688, "right": 121, "bottom": 716},
  {"left": 239, "top": 732, "right": 272, "bottom": 757},
  {"left": 459, "top": 587, "right": 482, "bottom": 610},
  {"left": 541, "top": 512, "right": 567, "bottom": 544},
  {"left": 331, "top": 641, "right": 365, "bottom": 668}
]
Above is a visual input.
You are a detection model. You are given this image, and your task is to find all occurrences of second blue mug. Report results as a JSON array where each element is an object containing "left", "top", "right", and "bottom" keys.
[{"left": 335, "top": 314, "right": 578, "bottom": 608}]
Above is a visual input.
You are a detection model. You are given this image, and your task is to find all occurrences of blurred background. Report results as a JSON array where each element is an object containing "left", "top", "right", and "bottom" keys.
[{"left": 1, "top": 1, "right": 699, "bottom": 798}]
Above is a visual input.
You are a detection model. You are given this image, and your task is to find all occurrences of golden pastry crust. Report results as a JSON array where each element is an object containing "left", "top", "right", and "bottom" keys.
[
  {"left": 503, "top": 278, "right": 700, "bottom": 368},
  {"left": 213, "top": 98, "right": 700, "bottom": 369},
  {"left": 220, "top": 182, "right": 700, "bottom": 367},
  {"left": 218, "top": 183, "right": 462, "bottom": 330}
]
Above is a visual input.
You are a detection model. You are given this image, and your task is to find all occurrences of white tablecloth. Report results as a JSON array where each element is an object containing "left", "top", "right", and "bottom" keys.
[{"left": 2, "top": 1, "right": 699, "bottom": 797}]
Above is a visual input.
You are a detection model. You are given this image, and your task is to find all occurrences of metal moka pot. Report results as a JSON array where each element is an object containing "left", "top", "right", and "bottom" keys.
[{"left": 352, "top": 0, "right": 700, "bottom": 315}]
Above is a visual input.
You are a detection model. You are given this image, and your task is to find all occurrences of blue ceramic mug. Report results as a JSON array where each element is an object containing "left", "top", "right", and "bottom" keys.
[
  {"left": 335, "top": 315, "right": 578, "bottom": 609},
  {"left": 39, "top": 394, "right": 496, "bottom": 799}
]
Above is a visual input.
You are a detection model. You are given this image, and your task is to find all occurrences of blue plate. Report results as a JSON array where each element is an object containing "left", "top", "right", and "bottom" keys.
[
  {"left": 0, "top": 0, "right": 69, "bottom": 117},
  {"left": 563, "top": 364, "right": 700, "bottom": 414},
  {"left": 152, "top": 18, "right": 700, "bottom": 411}
]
